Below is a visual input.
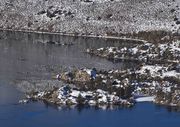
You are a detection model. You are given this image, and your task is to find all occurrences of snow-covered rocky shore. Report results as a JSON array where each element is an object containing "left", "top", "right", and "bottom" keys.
[
  {"left": 86, "top": 41, "right": 180, "bottom": 64},
  {"left": 26, "top": 86, "right": 134, "bottom": 108},
  {"left": 22, "top": 62, "right": 180, "bottom": 108},
  {"left": 85, "top": 40, "right": 180, "bottom": 107}
]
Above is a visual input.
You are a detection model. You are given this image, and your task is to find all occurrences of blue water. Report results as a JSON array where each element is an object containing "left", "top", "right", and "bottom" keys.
[
  {"left": 0, "top": 31, "right": 180, "bottom": 127},
  {"left": 1, "top": 95, "right": 180, "bottom": 127}
]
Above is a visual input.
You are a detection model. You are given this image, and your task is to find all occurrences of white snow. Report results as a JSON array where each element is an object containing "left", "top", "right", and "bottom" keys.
[
  {"left": 98, "top": 94, "right": 107, "bottom": 103},
  {"left": 137, "top": 65, "right": 166, "bottom": 77},
  {"left": 114, "top": 79, "right": 121, "bottom": 84},
  {"left": 67, "top": 97, "right": 77, "bottom": 104},
  {"left": 108, "top": 47, "right": 114, "bottom": 53},
  {"left": 162, "top": 87, "right": 171, "bottom": 93},
  {"left": 163, "top": 70, "right": 180, "bottom": 78},
  {"left": 102, "top": 79, "right": 107, "bottom": 83},
  {"left": 96, "top": 89, "right": 107, "bottom": 94},
  {"left": 70, "top": 90, "right": 81, "bottom": 98},
  {"left": 88, "top": 100, "right": 96, "bottom": 105},
  {"left": 37, "top": 91, "right": 45, "bottom": 97},
  {"left": 137, "top": 64, "right": 180, "bottom": 79},
  {"left": 135, "top": 96, "right": 155, "bottom": 102},
  {"left": 84, "top": 69, "right": 91, "bottom": 75},
  {"left": 131, "top": 47, "right": 138, "bottom": 54},
  {"left": 19, "top": 99, "right": 28, "bottom": 104},
  {"left": 97, "top": 48, "right": 104, "bottom": 51}
]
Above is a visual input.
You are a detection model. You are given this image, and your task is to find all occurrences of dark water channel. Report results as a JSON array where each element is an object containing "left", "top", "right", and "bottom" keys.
[{"left": 0, "top": 31, "right": 179, "bottom": 127}]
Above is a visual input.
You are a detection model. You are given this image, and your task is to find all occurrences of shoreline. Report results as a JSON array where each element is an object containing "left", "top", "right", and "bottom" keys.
[{"left": 0, "top": 28, "right": 147, "bottom": 43}]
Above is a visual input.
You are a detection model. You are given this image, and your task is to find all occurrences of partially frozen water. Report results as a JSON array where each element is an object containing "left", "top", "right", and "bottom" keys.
[{"left": 0, "top": 31, "right": 180, "bottom": 127}]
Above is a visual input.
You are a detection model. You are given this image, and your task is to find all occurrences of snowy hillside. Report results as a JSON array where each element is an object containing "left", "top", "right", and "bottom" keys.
[{"left": 0, "top": 0, "right": 180, "bottom": 36}]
